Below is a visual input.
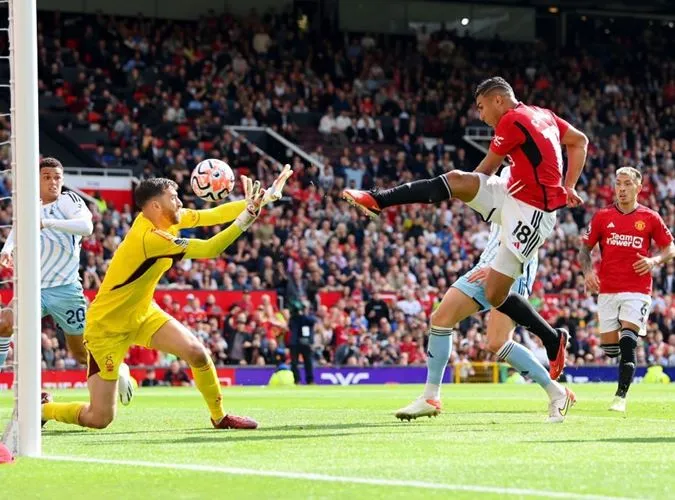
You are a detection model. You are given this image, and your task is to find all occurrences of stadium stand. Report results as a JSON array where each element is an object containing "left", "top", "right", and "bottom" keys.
[{"left": 0, "top": 7, "right": 673, "bottom": 373}]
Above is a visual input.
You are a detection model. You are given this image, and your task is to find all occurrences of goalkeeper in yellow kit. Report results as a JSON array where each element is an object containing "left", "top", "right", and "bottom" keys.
[{"left": 42, "top": 166, "right": 292, "bottom": 430}]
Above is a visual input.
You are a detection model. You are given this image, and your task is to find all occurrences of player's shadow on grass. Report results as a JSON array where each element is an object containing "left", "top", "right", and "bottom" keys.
[{"left": 529, "top": 437, "right": 675, "bottom": 444}]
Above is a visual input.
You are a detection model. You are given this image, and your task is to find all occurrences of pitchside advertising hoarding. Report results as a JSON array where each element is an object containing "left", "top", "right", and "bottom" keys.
[{"left": 0, "top": 366, "right": 672, "bottom": 390}]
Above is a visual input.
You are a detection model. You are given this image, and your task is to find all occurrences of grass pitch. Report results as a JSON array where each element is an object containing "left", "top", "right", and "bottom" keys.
[{"left": 2, "top": 383, "right": 674, "bottom": 499}]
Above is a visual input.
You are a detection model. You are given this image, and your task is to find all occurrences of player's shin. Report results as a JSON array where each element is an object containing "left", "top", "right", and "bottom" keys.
[
  {"left": 42, "top": 402, "right": 86, "bottom": 425},
  {"left": 373, "top": 175, "right": 452, "bottom": 209},
  {"left": 497, "top": 340, "right": 554, "bottom": 392},
  {"left": 496, "top": 294, "right": 560, "bottom": 359},
  {"left": 617, "top": 329, "right": 638, "bottom": 398},
  {"left": 191, "top": 356, "right": 225, "bottom": 422},
  {"left": 0, "top": 336, "right": 10, "bottom": 367},
  {"left": 423, "top": 326, "right": 454, "bottom": 400}
]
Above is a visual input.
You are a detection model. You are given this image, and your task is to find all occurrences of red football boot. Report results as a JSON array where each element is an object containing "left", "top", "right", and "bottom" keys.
[
  {"left": 212, "top": 414, "right": 258, "bottom": 430},
  {"left": 549, "top": 329, "right": 570, "bottom": 380},
  {"left": 341, "top": 189, "right": 382, "bottom": 219}
]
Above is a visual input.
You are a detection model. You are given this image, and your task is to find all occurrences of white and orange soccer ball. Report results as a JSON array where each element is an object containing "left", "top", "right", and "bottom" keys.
[{"left": 190, "top": 159, "right": 236, "bottom": 201}]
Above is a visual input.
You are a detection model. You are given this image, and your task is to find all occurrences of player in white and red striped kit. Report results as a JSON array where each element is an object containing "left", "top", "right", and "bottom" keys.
[{"left": 581, "top": 167, "right": 675, "bottom": 412}]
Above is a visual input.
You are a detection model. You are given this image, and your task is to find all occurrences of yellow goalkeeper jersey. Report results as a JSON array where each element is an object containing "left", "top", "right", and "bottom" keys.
[{"left": 86, "top": 201, "right": 245, "bottom": 333}]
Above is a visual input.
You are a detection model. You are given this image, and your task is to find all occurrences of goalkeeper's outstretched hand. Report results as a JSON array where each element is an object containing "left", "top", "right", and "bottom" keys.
[
  {"left": 262, "top": 164, "right": 294, "bottom": 206},
  {"left": 234, "top": 175, "right": 265, "bottom": 231}
]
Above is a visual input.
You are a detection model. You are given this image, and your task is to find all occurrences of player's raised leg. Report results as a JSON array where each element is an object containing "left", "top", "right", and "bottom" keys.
[
  {"left": 148, "top": 318, "right": 258, "bottom": 429},
  {"left": 343, "top": 170, "right": 481, "bottom": 218},
  {"left": 485, "top": 310, "right": 575, "bottom": 423},
  {"left": 395, "top": 287, "right": 479, "bottom": 421}
]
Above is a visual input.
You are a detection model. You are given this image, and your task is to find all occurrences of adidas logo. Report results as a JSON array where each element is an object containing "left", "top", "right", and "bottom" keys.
[{"left": 607, "top": 222, "right": 615, "bottom": 228}]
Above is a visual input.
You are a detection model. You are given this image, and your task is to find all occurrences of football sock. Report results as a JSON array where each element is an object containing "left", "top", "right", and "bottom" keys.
[
  {"left": 422, "top": 326, "right": 453, "bottom": 400},
  {"left": 616, "top": 329, "right": 638, "bottom": 398},
  {"left": 192, "top": 357, "right": 225, "bottom": 422},
  {"left": 0, "top": 336, "right": 10, "bottom": 367},
  {"left": 42, "top": 402, "right": 85, "bottom": 425},
  {"left": 373, "top": 175, "right": 452, "bottom": 209},
  {"left": 600, "top": 343, "right": 620, "bottom": 359},
  {"left": 497, "top": 340, "right": 552, "bottom": 389},
  {"left": 496, "top": 294, "right": 560, "bottom": 360}
]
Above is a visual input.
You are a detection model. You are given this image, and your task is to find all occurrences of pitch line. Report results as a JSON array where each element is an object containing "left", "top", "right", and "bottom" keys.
[{"left": 42, "top": 455, "right": 633, "bottom": 500}]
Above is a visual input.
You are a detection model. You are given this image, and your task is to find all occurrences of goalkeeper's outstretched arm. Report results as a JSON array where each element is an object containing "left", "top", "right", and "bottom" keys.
[
  {"left": 176, "top": 200, "right": 246, "bottom": 229},
  {"left": 182, "top": 223, "right": 244, "bottom": 259}
]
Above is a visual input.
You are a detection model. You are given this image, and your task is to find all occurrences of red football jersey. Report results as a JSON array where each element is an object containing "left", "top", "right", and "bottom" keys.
[
  {"left": 489, "top": 103, "right": 570, "bottom": 211},
  {"left": 582, "top": 205, "right": 674, "bottom": 294}
]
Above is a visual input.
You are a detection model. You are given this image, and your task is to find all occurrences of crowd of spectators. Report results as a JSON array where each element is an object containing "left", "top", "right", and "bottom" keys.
[{"left": 0, "top": 7, "right": 674, "bottom": 374}]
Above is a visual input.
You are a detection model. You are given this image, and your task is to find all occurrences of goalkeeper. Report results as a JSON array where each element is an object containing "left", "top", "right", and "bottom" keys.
[{"left": 42, "top": 166, "right": 293, "bottom": 430}]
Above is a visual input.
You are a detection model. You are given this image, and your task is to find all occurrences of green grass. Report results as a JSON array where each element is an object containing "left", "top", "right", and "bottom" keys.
[{"left": 2, "top": 383, "right": 674, "bottom": 499}]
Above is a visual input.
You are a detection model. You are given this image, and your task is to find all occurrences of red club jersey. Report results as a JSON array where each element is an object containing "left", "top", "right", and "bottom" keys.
[
  {"left": 582, "top": 205, "right": 673, "bottom": 294},
  {"left": 489, "top": 103, "right": 570, "bottom": 212}
]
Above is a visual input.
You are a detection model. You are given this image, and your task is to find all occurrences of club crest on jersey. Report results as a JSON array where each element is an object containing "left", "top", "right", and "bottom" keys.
[
  {"left": 634, "top": 220, "right": 646, "bottom": 231},
  {"left": 606, "top": 232, "right": 643, "bottom": 249}
]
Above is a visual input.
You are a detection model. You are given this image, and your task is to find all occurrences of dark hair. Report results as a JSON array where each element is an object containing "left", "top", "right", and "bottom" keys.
[
  {"left": 134, "top": 178, "right": 178, "bottom": 209},
  {"left": 39, "top": 157, "right": 63, "bottom": 170},
  {"left": 474, "top": 77, "right": 514, "bottom": 99}
]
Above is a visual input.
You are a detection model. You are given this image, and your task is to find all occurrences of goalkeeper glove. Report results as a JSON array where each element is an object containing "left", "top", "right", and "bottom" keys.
[
  {"left": 234, "top": 176, "right": 265, "bottom": 231},
  {"left": 262, "top": 164, "right": 293, "bottom": 206}
]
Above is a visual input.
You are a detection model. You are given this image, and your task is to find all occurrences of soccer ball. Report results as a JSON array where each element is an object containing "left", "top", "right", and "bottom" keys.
[{"left": 190, "top": 159, "right": 235, "bottom": 201}]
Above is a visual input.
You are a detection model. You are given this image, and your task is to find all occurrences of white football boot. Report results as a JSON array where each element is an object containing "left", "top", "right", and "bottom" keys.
[
  {"left": 395, "top": 396, "right": 442, "bottom": 421},
  {"left": 609, "top": 396, "right": 627, "bottom": 413},
  {"left": 547, "top": 386, "right": 577, "bottom": 423}
]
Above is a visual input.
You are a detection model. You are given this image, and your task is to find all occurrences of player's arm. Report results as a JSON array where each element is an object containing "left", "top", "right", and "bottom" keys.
[
  {"left": 42, "top": 192, "right": 94, "bottom": 236},
  {"left": 580, "top": 214, "right": 601, "bottom": 293},
  {"left": 175, "top": 165, "right": 292, "bottom": 229},
  {"left": 146, "top": 179, "right": 265, "bottom": 260},
  {"left": 476, "top": 116, "right": 523, "bottom": 176},
  {"left": 474, "top": 150, "right": 506, "bottom": 176},
  {"left": 633, "top": 216, "right": 675, "bottom": 275},
  {"left": 175, "top": 201, "right": 247, "bottom": 230},
  {"left": 553, "top": 114, "right": 588, "bottom": 207}
]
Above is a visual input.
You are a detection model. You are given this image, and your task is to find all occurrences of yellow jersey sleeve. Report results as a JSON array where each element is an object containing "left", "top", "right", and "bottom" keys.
[
  {"left": 143, "top": 229, "right": 190, "bottom": 259},
  {"left": 174, "top": 200, "right": 246, "bottom": 230},
  {"left": 143, "top": 224, "right": 244, "bottom": 261}
]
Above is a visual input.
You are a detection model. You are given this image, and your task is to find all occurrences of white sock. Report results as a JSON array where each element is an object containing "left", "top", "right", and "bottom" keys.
[
  {"left": 545, "top": 380, "right": 565, "bottom": 400},
  {"left": 423, "top": 383, "right": 441, "bottom": 401}
]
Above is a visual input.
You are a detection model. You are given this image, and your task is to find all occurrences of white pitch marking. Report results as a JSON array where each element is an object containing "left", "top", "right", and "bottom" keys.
[{"left": 42, "top": 455, "right": 634, "bottom": 500}]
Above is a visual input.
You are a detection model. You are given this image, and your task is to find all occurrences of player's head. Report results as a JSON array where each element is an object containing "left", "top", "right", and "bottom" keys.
[
  {"left": 474, "top": 77, "right": 517, "bottom": 127},
  {"left": 135, "top": 178, "right": 182, "bottom": 226},
  {"left": 39, "top": 157, "right": 64, "bottom": 202},
  {"left": 614, "top": 167, "right": 642, "bottom": 205}
]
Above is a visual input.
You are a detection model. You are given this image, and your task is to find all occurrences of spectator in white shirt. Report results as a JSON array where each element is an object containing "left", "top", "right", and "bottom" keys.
[
  {"left": 318, "top": 107, "right": 340, "bottom": 144},
  {"left": 335, "top": 110, "right": 354, "bottom": 144}
]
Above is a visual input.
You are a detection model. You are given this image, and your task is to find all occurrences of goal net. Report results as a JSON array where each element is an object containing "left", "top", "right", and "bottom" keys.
[{"left": 0, "top": 0, "right": 43, "bottom": 458}]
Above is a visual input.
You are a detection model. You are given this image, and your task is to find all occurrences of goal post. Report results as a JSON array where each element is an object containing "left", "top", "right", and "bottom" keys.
[{"left": 10, "top": 0, "right": 42, "bottom": 457}]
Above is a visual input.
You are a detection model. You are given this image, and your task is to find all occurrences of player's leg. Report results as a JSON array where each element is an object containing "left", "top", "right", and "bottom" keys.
[
  {"left": 342, "top": 170, "right": 481, "bottom": 217},
  {"left": 0, "top": 308, "right": 12, "bottom": 367},
  {"left": 146, "top": 317, "right": 257, "bottom": 429},
  {"left": 486, "top": 310, "right": 575, "bottom": 422},
  {"left": 42, "top": 342, "right": 123, "bottom": 429},
  {"left": 395, "top": 286, "right": 479, "bottom": 421},
  {"left": 486, "top": 245, "right": 568, "bottom": 378},
  {"left": 596, "top": 294, "right": 630, "bottom": 412},
  {"left": 289, "top": 345, "right": 301, "bottom": 384}
]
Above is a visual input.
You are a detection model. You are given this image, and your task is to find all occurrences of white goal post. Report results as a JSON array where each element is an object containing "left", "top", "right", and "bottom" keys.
[{"left": 9, "top": 0, "right": 42, "bottom": 457}]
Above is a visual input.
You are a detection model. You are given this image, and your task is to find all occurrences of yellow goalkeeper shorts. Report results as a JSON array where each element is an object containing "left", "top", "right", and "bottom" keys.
[{"left": 84, "top": 303, "right": 171, "bottom": 381}]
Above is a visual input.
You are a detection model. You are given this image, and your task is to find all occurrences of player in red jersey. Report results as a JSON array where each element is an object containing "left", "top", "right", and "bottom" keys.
[
  {"left": 580, "top": 167, "right": 674, "bottom": 412},
  {"left": 342, "top": 77, "right": 589, "bottom": 379}
]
